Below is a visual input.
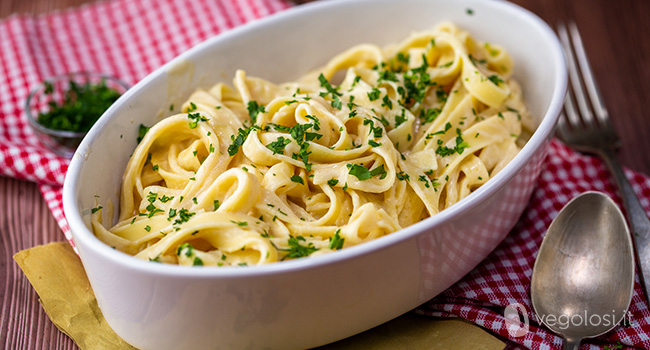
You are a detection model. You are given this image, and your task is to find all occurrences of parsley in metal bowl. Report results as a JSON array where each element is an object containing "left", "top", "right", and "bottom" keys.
[{"left": 25, "top": 72, "right": 129, "bottom": 158}]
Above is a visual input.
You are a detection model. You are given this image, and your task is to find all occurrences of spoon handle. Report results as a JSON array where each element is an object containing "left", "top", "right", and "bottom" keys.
[
  {"left": 563, "top": 338, "right": 581, "bottom": 350},
  {"left": 600, "top": 148, "right": 650, "bottom": 298}
]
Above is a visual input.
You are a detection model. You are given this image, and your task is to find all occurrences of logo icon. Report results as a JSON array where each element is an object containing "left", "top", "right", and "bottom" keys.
[{"left": 504, "top": 303, "right": 530, "bottom": 338}]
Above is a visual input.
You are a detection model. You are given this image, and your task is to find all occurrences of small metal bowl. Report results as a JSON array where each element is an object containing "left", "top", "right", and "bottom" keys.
[{"left": 25, "top": 72, "right": 129, "bottom": 158}]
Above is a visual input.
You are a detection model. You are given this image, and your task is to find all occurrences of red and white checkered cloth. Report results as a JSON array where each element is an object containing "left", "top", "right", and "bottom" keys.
[{"left": 1, "top": 0, "right": 649, "bottom": 348}]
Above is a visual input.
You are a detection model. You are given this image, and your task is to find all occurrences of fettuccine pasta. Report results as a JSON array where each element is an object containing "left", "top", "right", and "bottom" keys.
[{"left": 92, "top": 22, "right": 534, "bottom": 267}]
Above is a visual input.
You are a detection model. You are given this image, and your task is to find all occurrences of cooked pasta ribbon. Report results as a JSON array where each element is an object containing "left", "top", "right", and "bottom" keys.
[{"left": 92, "top": 22, "right": 533, "bottom": 267}]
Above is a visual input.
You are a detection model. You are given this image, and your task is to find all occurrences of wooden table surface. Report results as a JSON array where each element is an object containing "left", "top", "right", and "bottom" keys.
[{"left": 1, "top": 0, "right": 649, "bottom": 349}]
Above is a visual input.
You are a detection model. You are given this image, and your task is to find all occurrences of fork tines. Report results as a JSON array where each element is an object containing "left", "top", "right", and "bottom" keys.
[{"left": 556, "top": 22, "right": 618, "bottom": 146}]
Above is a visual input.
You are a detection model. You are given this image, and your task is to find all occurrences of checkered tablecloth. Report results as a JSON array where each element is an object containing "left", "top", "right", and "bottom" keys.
[{"left": 1, "top": 0, "right": 650, "bottom": 348}]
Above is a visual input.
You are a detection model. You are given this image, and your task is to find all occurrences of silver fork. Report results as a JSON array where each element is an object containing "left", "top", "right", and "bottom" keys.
[{"left": 557, "top": 22, "right": 650, "bottom": 299}]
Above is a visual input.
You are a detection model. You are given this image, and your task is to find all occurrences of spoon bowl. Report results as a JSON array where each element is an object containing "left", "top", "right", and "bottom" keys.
[{"left": 531, "top": 191, "right": 635, "bottom": 349}]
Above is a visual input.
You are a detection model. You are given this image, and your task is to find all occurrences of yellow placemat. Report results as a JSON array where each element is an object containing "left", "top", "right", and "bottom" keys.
[
  {"left": 14, "top": 242, "right": 137, "bottom": 350},
  {"left": 14, "top": 242, "right": 504, "bottom": 350},
  {"left": 317, "top": 314, "right": 505, "bottom": 350}
]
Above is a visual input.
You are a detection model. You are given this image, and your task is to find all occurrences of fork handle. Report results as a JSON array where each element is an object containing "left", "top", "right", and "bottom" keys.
[{"left": 600, "top": 148, "right": 650, "bottom": 297}]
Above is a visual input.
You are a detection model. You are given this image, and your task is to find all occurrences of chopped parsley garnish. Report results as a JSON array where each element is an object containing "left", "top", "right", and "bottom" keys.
[
  {"left": 420, "top": 107, "right": 441, "bottom": 124},
  {"left": 506, "top": 106, "right": 522, "bottom": 120},
  {"left": 159, "top": 195, "right": 173, "bottom": 203},
  {"left": 378, "top": 70, "right": 398, "bottom": 82},
  {"left": 137, "top": 124, "right": 150, "bottom": 143},
  {"left": 331, "top": 97, "right": 342, "bottom": 109},
  {"left": 348, "top": 164, "right": 387, "bottom": 181},
  {"left": 231, "top": 220, "right": 248, "bottom": 227},
  {"left": 247, "top": 101, "right": 266, "bottom": 124},
  {"left": 382, "top": 95, "right": 393, "bottom": 109},
  {"left": 280, "top": 236, "right": 319, "bottom": 260},
  {"left": 173, "top": 208, "right": 195, "bottom": 225},
  {"left": 290, "top": 174, "right": 304, "bottom": 185},
  {"left": 329, "top": 229, "right": 344, "bottom": 250},
  {"left": 305, "top": 132, "right": 322, "bottom": 142},
  {"left": 368, "top": 88, "right": 381, "bottom": 101},
  {"left": 436, "top": 87, "right": 448, "bottom": 102},
  {"left": 468, "top": 54, "right": 487, "bottom": 66},
  {"left": 363, "top": 119, "right": 384, "bottom": 138},
  {"left": 432, "top": 122, "right": 453, "bottom": 136},
  {"left": 394, "top": 109, "right": 408, "bottom": 127},
  {"left": 288, "top": 123, "right": 309, "bottom": 141},
  {"left": 347, "top": 97, "right": 358, "bottom": 110},
  {"left": 318, "top": 73, "right": 343, "bottom": 109},
  {"left": 327, "top": 179, "right": 339, "bottom": 187},
  {"left": 305, "top": 115, "right": 321, "bottom": 130},
  {"left": 187, "top": 112, "right": 209, "bottom": 129},
  {"left": 282, "top": 123, "right": 318, "bottom": 171},
  {"left": 435, "top": 128, "right": 469, "bottom": 157},
  {"left": 418, "top": 175, "right": 431, "bottom": 188},
  {"left": 91, "top": 205, "right": 102, "bottom": 214},
  {"left": 228, "top": 126, "right": 255, "bottom": 156},
  {"left": 396, "top": 172, "right": 410, "bottom": 181},
  {"left": 318, "top": 73, "right": 341, "bottom": 97},
  {"left": 141, "top": 192, "right": 164, "bottom": 218},
  {"left": 36, "top": 79, "right": 123, "bottom": 133},
  {"left": 488, "top": 75, "right": 504, "bottom": 86},
  {"left": 396, "top": 52, "right": 410, "bottom": 64},
  {"left": 266, "top": 136, "right": 292, "bottom": 154},
  {"left": 177, "top": 243, "right": 194, "bottom": 257},
  {"left": 292, "top": 141, "right": 312, "bottom": 171},
  {"left": 400, "top": 55, "right": 436, "bottom": 106}
]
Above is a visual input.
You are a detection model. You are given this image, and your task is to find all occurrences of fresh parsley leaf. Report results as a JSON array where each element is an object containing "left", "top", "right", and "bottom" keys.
[
  {"left": 488, "top": 74, "right": 504, "bottom": 86},
  {"left": 368, "top": 140, "right": 381, "bottom": 147},
  {"left": 367, "top": 88, "right": 381, "bottom": 101},
  {"left": 280, "top": 236, "right": 319, "bottom": 260},
  {"left": 348, "top": 164, "right": 387, "bottom": 181},
  {"left": 228, "top": 126, "right": 252, "bottom": 156},
  {"left": 137, "top": 124, "right": 150, "bottom": 144},
  {"left": 266, "top": 136, "right": 292, "bottom": 154},
  {"left": 187, "top": 112, "right": 209, "bottom": 129},
  {"left": 173, "top": 208, "right": 195, "bottom": 225},
  {"left": 329, "top": 229, "right": 345, "bottom": 250},
  {"left": 247, "top": 101, "right": 265, "bottom": 124},
  {"left": 396, "top": 172, "right": 410, "bottom": 181},
  {"left": 395, "top": 109, "right": 408, "bottom": 127},
  {"left": 177, "top": 242, "right": 194, "bottom": 257},
  {"left": 290, "top": 174, "right": 304, "bottom": 185}
]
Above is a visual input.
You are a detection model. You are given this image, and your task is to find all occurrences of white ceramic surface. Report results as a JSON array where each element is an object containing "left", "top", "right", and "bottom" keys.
[{"left": 62, "top": 0, "right": 567, "bottom": 349}]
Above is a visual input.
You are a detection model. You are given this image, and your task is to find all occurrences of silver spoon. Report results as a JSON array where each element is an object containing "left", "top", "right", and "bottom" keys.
[{"left": 531, "top": 191, "right": 635, "bottom": 350}]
